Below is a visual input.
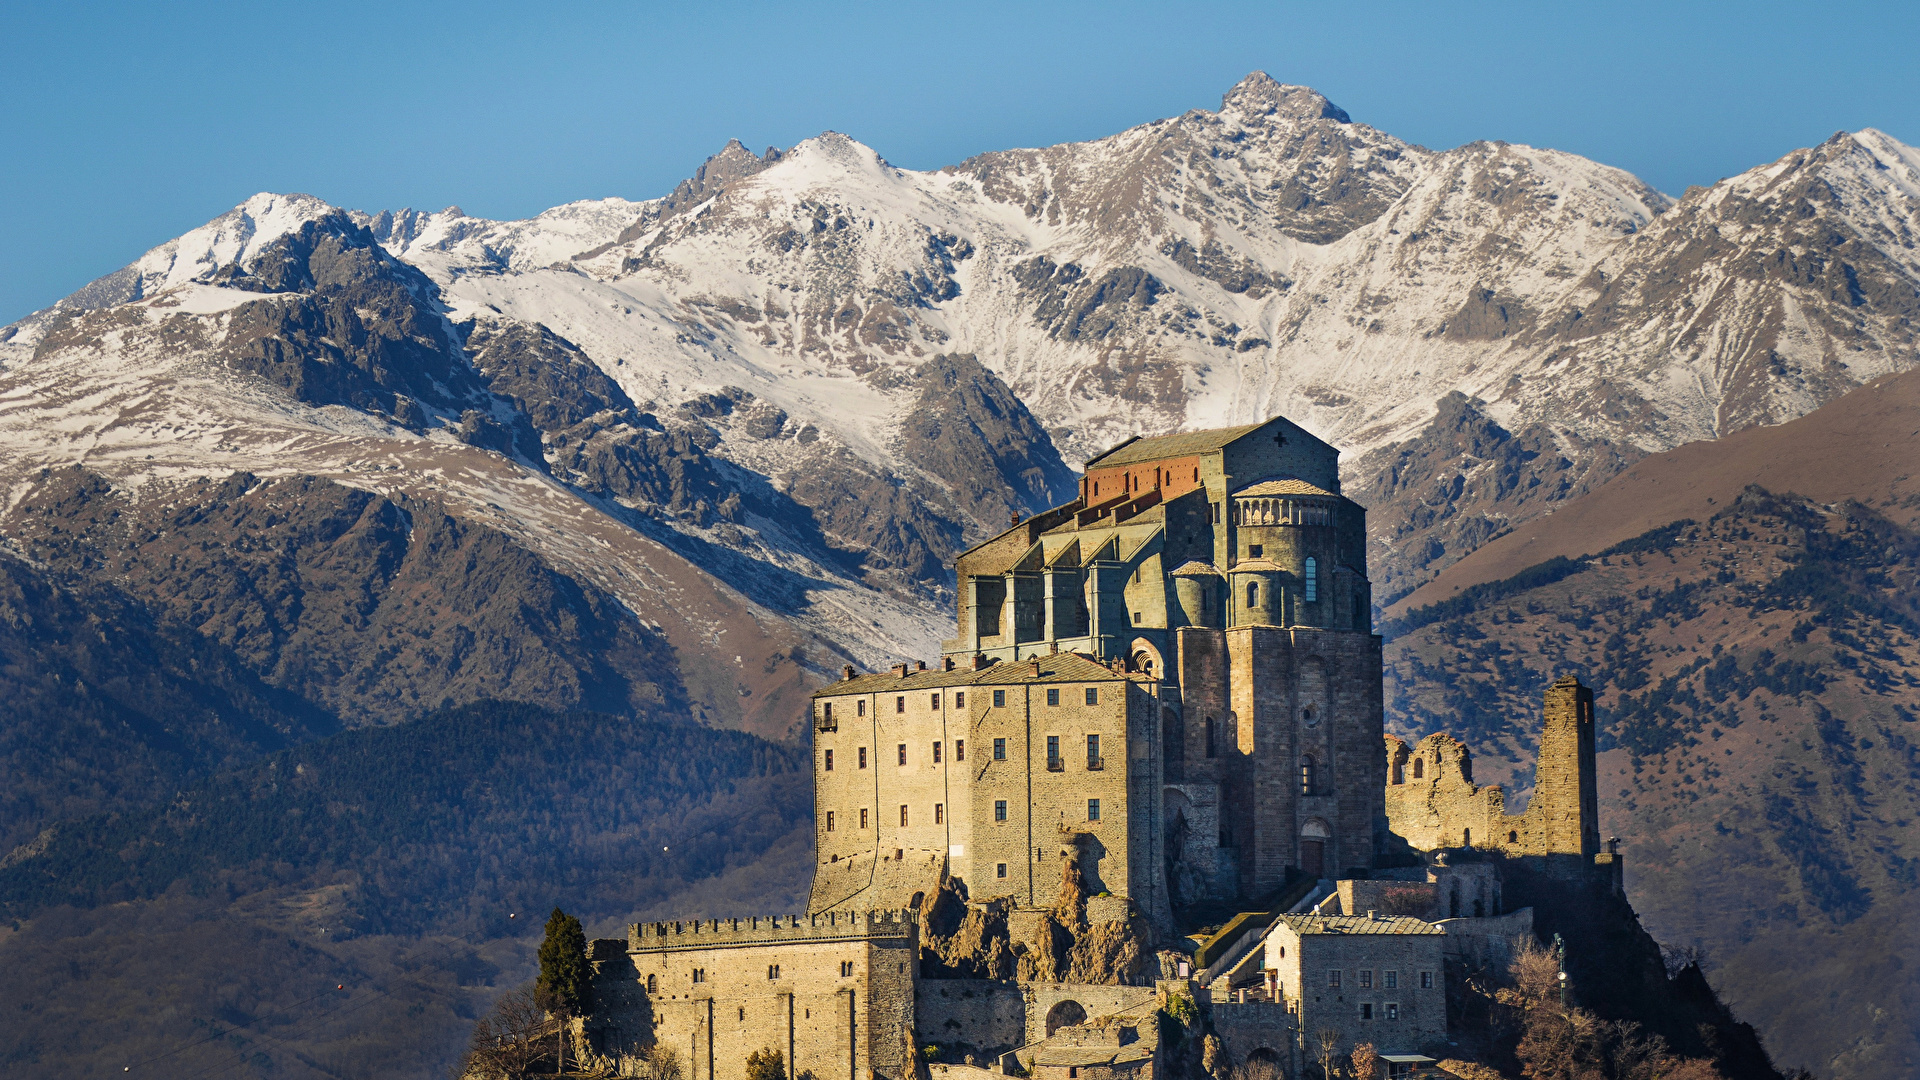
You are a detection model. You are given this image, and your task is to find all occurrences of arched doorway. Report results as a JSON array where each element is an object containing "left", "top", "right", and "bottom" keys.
[
  {"left": 1300, "top": 818, "right": 1331, "bottom": 879},
  {"left": 1045, "top": 1000, "right": 1087, "bottom": 1036}
]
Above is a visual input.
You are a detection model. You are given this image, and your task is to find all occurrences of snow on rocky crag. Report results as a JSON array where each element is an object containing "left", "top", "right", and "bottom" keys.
[{"left": 3, "top": 73, "right": 1918, "bottom": 726}]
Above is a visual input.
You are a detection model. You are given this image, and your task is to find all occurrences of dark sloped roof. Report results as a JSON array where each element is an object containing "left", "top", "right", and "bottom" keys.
[
  {"left": 1278, "top": 913, "right": 1445, "bottom": 936},
  {"left": 813, "top": 652, "right": 1141, "bottom": 697},
  {"left": 1084, "top": 422, "right": 1268, "bottom": 469},
  {"left": 1234, "top": 476, "right": 1338, "bottom": 498}
]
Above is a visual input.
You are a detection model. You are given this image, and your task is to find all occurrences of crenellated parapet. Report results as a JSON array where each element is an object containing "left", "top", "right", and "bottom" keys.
[{"left": 627, "top": 908, "right": 917, "bottom": 952}]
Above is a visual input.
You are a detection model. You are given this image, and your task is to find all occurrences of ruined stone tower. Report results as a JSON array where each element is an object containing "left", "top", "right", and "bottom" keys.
[{"left": 1532, "top": 675, "right": 1600, "bottom": 858}]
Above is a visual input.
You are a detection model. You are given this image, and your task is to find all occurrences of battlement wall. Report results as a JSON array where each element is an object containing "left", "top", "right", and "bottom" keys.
[{"left": 629, "top": 908, "right": 917, "bottom": 952}]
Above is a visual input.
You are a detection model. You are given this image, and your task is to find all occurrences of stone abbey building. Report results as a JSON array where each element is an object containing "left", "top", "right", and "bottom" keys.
[{"left": 578, "top": 416, "right": 1617, "bottom": 1080}]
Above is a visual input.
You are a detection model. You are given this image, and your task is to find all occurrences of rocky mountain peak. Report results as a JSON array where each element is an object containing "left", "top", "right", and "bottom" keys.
[{"left": 1218, "top": 71, "right": 1351, "bottom": 123}]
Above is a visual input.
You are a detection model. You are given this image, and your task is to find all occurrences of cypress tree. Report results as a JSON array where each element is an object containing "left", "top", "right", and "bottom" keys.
[{"left": 537, "top": 907, "right": 592, "bottom": 1017}]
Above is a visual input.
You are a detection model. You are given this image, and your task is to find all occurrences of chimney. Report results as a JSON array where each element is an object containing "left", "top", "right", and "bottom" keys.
[
  {"left": 1367, "top": 909, "right": 1377, "bottom": 921},
  {"left": 842, "top": 664, "right": 856, "bottom": 681},
  {"left": 915, "top": 660, "right": 926, "bottom": 671},
  {"left": 1607, "top": 836, "right": 1621, "bottom": 855},
  {"left": 943, "top": 657, "right": 955, "bottom": 672},
  {"left": 972, "top": 654, "right": 989, "bottom": 671},
  {"left": 1029, "top": 658, "right": 1042, "bottom": 676},
  {"left": 892, "top": 662, "right": 909, "bottom": 678}
]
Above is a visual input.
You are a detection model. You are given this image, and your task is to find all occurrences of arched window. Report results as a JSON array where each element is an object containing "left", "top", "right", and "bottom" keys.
[
  {"left": 1412, "top": 757, "right": 1424, "bottom": 780},
  {"left": 1246, "top": 582, "right": 1258, "bottom": 609},
  {"left": 1300, "top": 755, "right": 1315, "bottom": 795},
  {"left": 1304, "top": 557, "right": 1318, "bottom": 602}
]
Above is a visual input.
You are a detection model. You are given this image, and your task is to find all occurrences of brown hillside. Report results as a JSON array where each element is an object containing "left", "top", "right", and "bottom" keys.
[{"left": 1391, "top": 367, "right": 1920, "bottom": 619}]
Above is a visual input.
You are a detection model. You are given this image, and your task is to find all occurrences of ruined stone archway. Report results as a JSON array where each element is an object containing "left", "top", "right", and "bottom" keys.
[
  {"left": 1044, "top": 999, "right": 1087, "bottom": 1036},
  {"left": 1128, "top": 637, "right": 1164, "bottom": 680}
]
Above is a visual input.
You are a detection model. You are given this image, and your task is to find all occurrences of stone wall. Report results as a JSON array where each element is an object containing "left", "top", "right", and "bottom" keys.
[
  {"left": 588, "top": 910, "right": 918, "bottom": 1080},
  {"left": 1264, "top": 917, "right": 1447, "bottom": 1060},
  {"left": 914, "top": 980, "right": 1025, "bottom": 1059}
]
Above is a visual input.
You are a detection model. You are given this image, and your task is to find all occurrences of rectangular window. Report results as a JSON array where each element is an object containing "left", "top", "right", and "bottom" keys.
[
  {"left": 994, "top": 800, "right": 1008, "bottom": 822},
  {"left": 1047, "top": 735, "right": 1060, "bottom": 765},
  {"left": 826, "top": 811, "right": 835, "bottom": 832},
  {"left": 954, "top": 692, "right": 965, "bottom": 708},
  {"left": 993, "top": 738, "right": 1007, "bottom": 760},
  {"left": 1087, "top": 798, "right": 1101, "bottom": 821},
  {"left": 899, "top": 805, "right": 909, "bottom": 826},
  {"left": 1386, "top": 1003, "right": 1399, "bottom": 1021},
  {"left": 859, "top": 747, "right": 868, "bottom": 769},
  {"left": 1360, "top": 1003, "right": 1373, "bottom": 1020},
  {"left": 896, "top": 695, "right": 905, "bottom": 714},
  {"left": 821, "top": 702, "right": 833, "bottom": 723},
  {"left": 1046, "top": 688, "right": 1060, "bottom": 706},
  {"left": 840, "top": 961, "right": 854, "bottom": 977},
  {"left": 1420, "top": 971, "right": 1434, "bottom": 990},
  {"left": 1087, "top": 733, "right": 1100, "bottom": 767},
  {"left": 934, "top": 803, "right": 944, "bottom": 824},
  {"left": 996, "top": 863, "right": 1008, "bottom": 879},
  {"left": 857, "top": 699, "right": 866, "bottom": 716},
  {"left": 1360, "top": 970, "right": 1373, "bottom": 989},
  {"left": 860, "top": 808, "right": 868, "bottom": 829},
  {"left": 1385, "top": 971, "right": 1398, "bottom": 989},
  {"left": 768, "top": 964, "right": 780, "bottom": 980},
  {"left": 1085, "top": 687, "right": 1098, "bottom": 705},
  {"left": 929, "top": 694, "right": 939, "bottom": 710},
  {"left": 993, "top": 689, "right": 1006, "bottom": 708},
  {"left": 1211, "top": 502, "right": 1220, "bottom": 523},
  {"left": 933, "top": 742, "right": 942, "bottom": 763},
  {"left": 1305, "top": 556, "right": 1318, "bottom": 602},
  {"left": 898, "top": 743, "right": 907, "bottom": 766},
  {"left": 823, "top": 749, "right": 833, "bottom": 771},
  {"left": 955, "top": 740, "right": 964, "bottom": 761},
  {"left": 1328, "top": 970, "right": 1342, "bottom": 989},
  {"left": 693, "top": 969, "right": 705, "bottom": 984}
]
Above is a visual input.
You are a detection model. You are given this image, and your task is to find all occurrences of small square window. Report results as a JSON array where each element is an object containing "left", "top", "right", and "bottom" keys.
[
  {"left": 996, "top": 862, "right": 1008, "bottom": 878},
  {"left": 993, "top": 738, "right": 1007, "bottom": 760},
  {"left": 993, "top": 690, "right": 1006, "bottom": 708},
  {"left": 1087, "top": 798, "right": 1101, "bottom": 821},
  {"left": 1249, "top": 544, "right": 1264, "bottom": 558},
  {"left": 1386, "top": 1003, "right": 1399, "bottom": 1021},
  {"left": 1085, "top": 687, "right": 1098, "bottom": 706},
  {"left": 1047, "top": 688, "right": 1060, "bottom": 706},
  {"left": 955, "top": 692, "right": 965, "bottom": 708},
  {"left": 994, "top": 799, "right": 1008, "bottom": 821}
]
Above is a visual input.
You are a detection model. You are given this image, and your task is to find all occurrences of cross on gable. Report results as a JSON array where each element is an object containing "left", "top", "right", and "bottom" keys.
[{"left": 1274, "top": 430, "right": 1289, "bottom": 447}]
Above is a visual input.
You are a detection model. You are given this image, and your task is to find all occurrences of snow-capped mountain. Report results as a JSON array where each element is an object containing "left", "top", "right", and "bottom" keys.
[{"left": 3, "top": 72, "right": 1918, "bottom": 726}]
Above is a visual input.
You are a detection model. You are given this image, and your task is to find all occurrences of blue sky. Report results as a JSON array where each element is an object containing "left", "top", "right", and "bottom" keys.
[{"left": 3, "top": 1, "right": 1918, "bottom": 323}]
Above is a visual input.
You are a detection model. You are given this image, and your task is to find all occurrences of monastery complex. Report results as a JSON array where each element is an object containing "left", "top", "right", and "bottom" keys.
[{"left": 578, "top": 417, "right": 1627, "bottom": 1080}]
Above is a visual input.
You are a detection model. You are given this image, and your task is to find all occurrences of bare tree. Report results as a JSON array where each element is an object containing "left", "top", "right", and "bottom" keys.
[
  {"left": 1316, "top": 1028, "right": 1341, "bottom": 1080},
  {"left": 457, "top": 984, "right": 553, "bottom": 1080},
  {"left": 641, "top": 1044, "right": 684, "bottom": 1080}
]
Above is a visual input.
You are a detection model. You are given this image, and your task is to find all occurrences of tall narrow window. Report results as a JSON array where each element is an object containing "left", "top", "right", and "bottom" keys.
[
  {"left": 1247, "top": 582, "right": 1258, "bottom": 609},
  {"left": 900, "top": 805, "right": 909, "bottom": 826},
  {"left": 1412, "top": 758, "right": 1423, "bottom": 779},
  {"left": 860, "top": 808, "right": 868, "bottom": 829},
  {"left": 826, "top": 811, "right": 835, "bottom": 832},
  {"left": 824, "top": 749, "right": 834, "bottom": 771},
  {"left": 1087, "top": 733, "right": 1101, "bottom": 768},
  {"left": 1087, "top": 798, "right": 1101, "bottom": 821},
  {"left": 954, "top": 692, "right": 965, "bottom": 709},
  {"left": 821, "top": 702, "right": 833, "bottom": 724},
  {"left": 859, "top": 747, "right": 868, "bottom": 769},
  {"left": 1304, "top": 557, "right": 1318, "bottom": 602},
  {"left": 993, "top": 690, "right": 1006, "bottom": 708},
  {"left": 896, "top": 696, "right": 906, "bottom": 714},
  {"left": 955, "top": 740, "right": 965, "bottom": 761},
  {"left": 857, "top": 699, "right": 866, "bottom": 716},
  {"left": 934, "top": 803, "right": 944, "bottom": 824},
  {"left": 647, "top": 973, "right": 656, "bottom": 992},
  {"left": 933, "top": 742, "right": 942, "bottom": 763},
  {"left": 993, "top": 738, "right": 1006, "bottom": 760},
  {"left": 898, "top": 744, "right": 907, "bottom": 766},
  {"left": 1047, "top": 735, "right": 1061, "bottom": 768},
  {"left": 931, "top": 693, "right": 941, "bottom": 710},
  {"left": 1085, "top": 687, "right": 1098, "bottom": 706},
  {"left": 994, "top": 799, "right": 1008, "bottom": 821},
  {"left": 1301, "top": 755, "right": 1315, "bottom": 795}
]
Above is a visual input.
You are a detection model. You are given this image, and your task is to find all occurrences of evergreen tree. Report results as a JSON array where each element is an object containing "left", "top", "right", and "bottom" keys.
[
  {"left": 745, "top": 1047, "right": 786, "bottom": 1080},
  {"left": 537, "top": 907, "right": 592, "bottom": 1017}
]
